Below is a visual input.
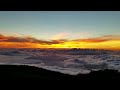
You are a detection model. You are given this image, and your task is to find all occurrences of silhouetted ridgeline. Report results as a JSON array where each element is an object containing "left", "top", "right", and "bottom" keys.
[{"left": 0, "top": 65, "right": 120, "bottom": 80}]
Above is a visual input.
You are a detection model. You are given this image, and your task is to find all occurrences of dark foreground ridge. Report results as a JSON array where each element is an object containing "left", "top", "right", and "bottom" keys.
[{"left": 0, "top": 65, "right": 120, "bottom": 80}]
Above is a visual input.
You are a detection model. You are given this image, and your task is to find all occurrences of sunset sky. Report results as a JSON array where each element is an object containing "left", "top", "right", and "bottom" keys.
[{"left": 0, "top": 11, "right": 120, "bottom": 50}]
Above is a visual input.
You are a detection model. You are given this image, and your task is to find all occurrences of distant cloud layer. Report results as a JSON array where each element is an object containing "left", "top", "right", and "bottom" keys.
[{"left": 0, "top": 34, "right": 120, "bottom": 49}]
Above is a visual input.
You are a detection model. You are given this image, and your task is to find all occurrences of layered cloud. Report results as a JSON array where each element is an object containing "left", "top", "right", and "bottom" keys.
[
  {"left": 0, "top": 34, "right": 66, "bottom": 45},
  {"left": 0, "top": 34, "right": 120, "bottom": 50}
]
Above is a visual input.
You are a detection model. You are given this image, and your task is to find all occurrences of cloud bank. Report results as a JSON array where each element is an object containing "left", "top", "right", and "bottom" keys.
[{"left": 0, "top": 34, "right": 120, "bottom": 49}]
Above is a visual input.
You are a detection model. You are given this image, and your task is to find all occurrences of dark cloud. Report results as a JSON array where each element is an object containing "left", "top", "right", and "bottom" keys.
[{"left": 0, "top": 34, "right": 65, "bottom": 45}]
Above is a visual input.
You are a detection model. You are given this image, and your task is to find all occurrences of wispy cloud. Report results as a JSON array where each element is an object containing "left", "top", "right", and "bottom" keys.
[
  {"left": 72, "top": 35, "right": 120, "bottom": 43},
  {"left": 50, "top": 32, "right": 69, "bottom": 40}
]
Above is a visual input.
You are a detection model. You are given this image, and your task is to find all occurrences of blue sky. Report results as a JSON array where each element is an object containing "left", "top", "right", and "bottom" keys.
[{"left": 0, "top": 11, "right": 120, "bottom": 40}]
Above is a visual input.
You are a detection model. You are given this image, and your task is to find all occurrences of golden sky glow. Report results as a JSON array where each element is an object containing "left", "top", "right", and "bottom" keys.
[{"left": 0, "top": 34, "right": 120, "bottom": 50}]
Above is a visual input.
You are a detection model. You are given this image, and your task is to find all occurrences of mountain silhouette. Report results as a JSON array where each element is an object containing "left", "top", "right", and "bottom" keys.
[{"left": 0, "top": 65, "right": 119, "bottom": 80}]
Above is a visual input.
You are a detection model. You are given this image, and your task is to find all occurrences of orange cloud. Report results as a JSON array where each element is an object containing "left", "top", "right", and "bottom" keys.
[
  {"left": 72, "top": 39, "right": 108, "bottom": 43},
  {"left": 0, "top": 34, "right": 120, "bottom": 50},
  {"left": 72, "top": 35, "right": 120, "bottom": 43}
]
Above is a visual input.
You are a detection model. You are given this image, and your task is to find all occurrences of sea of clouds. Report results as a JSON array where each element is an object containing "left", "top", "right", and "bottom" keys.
[{"left": 0, "top": 48, "right": 120, "bottom": 75}]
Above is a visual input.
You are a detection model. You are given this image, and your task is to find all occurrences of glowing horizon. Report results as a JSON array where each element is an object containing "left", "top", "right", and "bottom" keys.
[{"left": 0, "top": 34, "right": 120, "bottom": 50}]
